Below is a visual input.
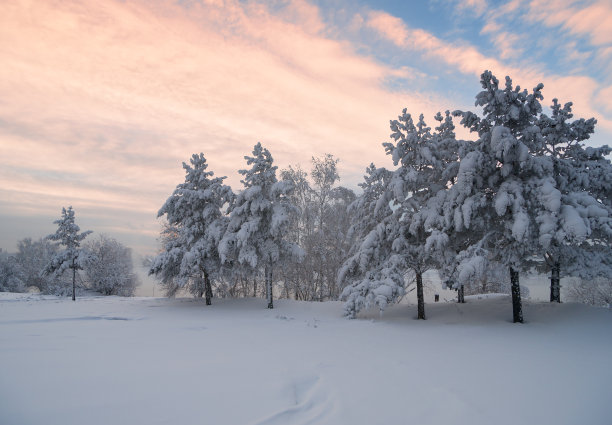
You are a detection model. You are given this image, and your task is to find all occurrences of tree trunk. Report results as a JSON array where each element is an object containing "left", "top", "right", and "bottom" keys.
[
  {"left": 458, "top": 285, "right": 465, "bottom": 303},
  {"left": 196, "top": 279, "right": 204, "bottom": 298},
  {"left": 416, "top": 271, "right": 425, "bottom": 320},
  {"left": 253, "top": 277, "right": 258, "bottom": 298},
  {"left": 266, "top": 265, "right": 273, "bottom": 309},
  {"left": 550, "top": 261, "right": 561, "bottom": 303},
  {"left": 71, "top": 258, "right": 76, "bottom": 301},
  {"left": 510, "top": 267, "right": 523, "bottom": 323},
  {"left": 204, "top": 270, "right": 212, "bottom": 306}
]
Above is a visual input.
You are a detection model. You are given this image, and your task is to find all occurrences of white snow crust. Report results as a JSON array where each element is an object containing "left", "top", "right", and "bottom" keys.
[{"left": 1, "top": 293, "right": 610, "bottom": 425}]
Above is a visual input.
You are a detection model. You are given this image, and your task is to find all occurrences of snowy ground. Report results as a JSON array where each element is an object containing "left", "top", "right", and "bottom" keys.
[{"left": 1, "top": 293, "right": 610, "bottom": 425}]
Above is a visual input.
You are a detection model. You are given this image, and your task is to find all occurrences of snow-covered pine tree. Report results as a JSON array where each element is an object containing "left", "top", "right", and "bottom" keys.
[
  {"left": 339, "top": 163, "right": 395, "bottom": 317},
  {"left": 341, "top": 111, "right": 459, "bottom": 319},
  {"left": 150, "top": 222, "right": 183, "bottom": 297},
  {"left": 447, "top": 71, "right": 550, "bottom": 323},
  {"left": 44, "top": 206, "right": 93, "bottom": 301},
  {"left": 150, "top": 153, "right": 233, "bottom": 305},
  {"left": 219, "top": 143, "right": 302, "bottom": 309},
  {"left": 347, "top": 164, "right": 394, "bottom": 243},
  {"left": 385, "top": 112, "right": 460, "bottom": 319},
  {"left": 535, "top": 99, "right": 612, "bottom": 302}
]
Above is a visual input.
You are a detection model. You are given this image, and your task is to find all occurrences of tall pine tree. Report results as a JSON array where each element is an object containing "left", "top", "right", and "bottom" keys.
[
  {"left": 150, "top": 153, "right": 233, "bottom": 305},
  {"left": 219, "top": 143, "right": 302, "bottom": 309},
  {"left": 44, "top": 206, "right": 93, "bottom": 301}
]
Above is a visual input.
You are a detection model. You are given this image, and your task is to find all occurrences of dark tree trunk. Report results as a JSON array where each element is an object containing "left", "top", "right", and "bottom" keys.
[
  {"left": 71, "top": 258, "right": 76, "bottom": 301},
  {"left": 204, "top": 270, "right": 212, "bottom": 306},
  {"left": 253, "top": 277, "right": 258, "bottom": 298},
  {"left": 284, "top": 279, "right": 290, "bottom": 300},
  {"left": 458, "top": 285, "right": 465, "bottom": 303},
  {"left": 416, "top": 271, "right": 425, "bottom": 320},
  {"left": 550, "top": 261, "right": 561, "bottom": 303},
  {"left": 266, "top": 265, "right": 273, "bottom": 309},
  {"left": 196, "top": 279, "right": 204, "bottom": 298},
  {"left": 510, "top": 267, "right": 523, "bottom": 323}
]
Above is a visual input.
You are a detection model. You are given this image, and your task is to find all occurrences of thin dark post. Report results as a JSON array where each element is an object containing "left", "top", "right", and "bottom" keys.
[
  {"left": 416, "top": 271, "right": 425, "bottom": 320},
  {"left": 510, "top": 267, "right": 523, "bottom": 323},
  {"left": 550, "top": 261, "right": 561, "bottom": 303}
]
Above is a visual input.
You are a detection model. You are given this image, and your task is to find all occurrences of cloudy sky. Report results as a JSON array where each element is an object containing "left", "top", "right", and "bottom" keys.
[{"left": 1, "top": 0, "right": 611, "bottom": 256}]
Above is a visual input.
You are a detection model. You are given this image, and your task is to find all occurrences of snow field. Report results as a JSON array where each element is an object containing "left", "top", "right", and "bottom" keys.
[{"left": 0, "top": 293, "right": 610, "bottom": 425}]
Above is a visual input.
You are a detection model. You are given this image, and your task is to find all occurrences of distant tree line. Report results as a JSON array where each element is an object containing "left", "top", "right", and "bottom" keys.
[
  {"left": 0, "top": 207, "right": 139, "bottom": 298},
  {"left": 151, "top": 70, "right": 612, "bottom": 321}
]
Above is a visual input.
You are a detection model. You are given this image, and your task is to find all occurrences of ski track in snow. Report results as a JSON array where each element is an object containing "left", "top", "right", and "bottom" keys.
[
  {"left": 0, "top": 316, "right": 137, "bottom": 325},
  {"left": 252, "top": 375, "right": 335, "bottom": 425}
]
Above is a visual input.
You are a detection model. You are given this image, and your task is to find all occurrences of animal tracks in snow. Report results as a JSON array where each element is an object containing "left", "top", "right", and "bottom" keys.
[{"left": 252, "top": 375, "right": 336, "bottom": 425}]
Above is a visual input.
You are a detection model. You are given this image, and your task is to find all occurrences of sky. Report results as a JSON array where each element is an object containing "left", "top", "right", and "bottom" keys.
[{"left": 1, "top": 0, "right": 612, "bottom": 257}]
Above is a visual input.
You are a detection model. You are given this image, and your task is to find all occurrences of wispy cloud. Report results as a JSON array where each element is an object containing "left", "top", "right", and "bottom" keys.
[
  {"left": 527, "top": 0, "right": 612, "bottom": 47},
  {"left": 0, "top": 0, "right": 442, "bottom": 253},
  {"left": 361, "top": 7, "right": 612, "bottom": 134},
  {"left": 455, "top": 0, "right": 489, "bottom": 17},
  {"left": 1, "top": 0, "right": 610, "bottom": 254}
]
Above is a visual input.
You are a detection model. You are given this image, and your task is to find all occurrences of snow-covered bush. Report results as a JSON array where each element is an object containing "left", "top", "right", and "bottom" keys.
[
  {"left": 14, "top": 238, "right": 64, "bottom": 293},
  {"left": 0, "top": 250, "right": 25, "bottom": 293},
  {"left": 84, "top": 234, "right": 140, "bottom": 296},
  {"left": 567, "top": 278, "right": 612, "bottom": 307}
]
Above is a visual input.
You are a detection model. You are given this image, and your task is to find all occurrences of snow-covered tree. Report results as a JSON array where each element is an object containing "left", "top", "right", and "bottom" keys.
[
  {"left": 338, "top": 164, "right": 396, "bottom": 316},
  {"left": 278, "top": 156, "right": 355, "bottom": 302},
  {"left": 347, "top": 164, "right": 394, "bottom": 241},
  {"left": 320, "top": 185, "right": 357, "bottom": 299},
  {"left": 219, "top": 143, "right": 302, "bottom": 309},
  {"left": 341, "top": 112, "right": 460, "bottom": 319},
  {"left": 567, "top": 276, "right": 612, "bottom": 307},
  {"left": 12, "top": 238, "right": 63, "bottom": 293},
  {"left": 310, "top": 154, "right": 340, "bottom": 300},
  {"left": 43, "top": 206, "right": 93, "bottom": 301},
  {"left": 150, "top": 153, "right": 233, "bottom": 305},
  {"left": 443, "top": 72, "right": 552, "bottom": 322},
  {"left": 279, "top": 164, "right": 314, "bottom": 300},
  {"left": 534, "top": 99, "right": 612, "bottom": 302},
  {"left": 445, "top": 71, "right": 612, "bottom": 322},
  {"left": 84, "top": 235, "right": 140, "bottom": 296},
  {"left": 0, "top": 250, "right": 25, "bottom": 293}
]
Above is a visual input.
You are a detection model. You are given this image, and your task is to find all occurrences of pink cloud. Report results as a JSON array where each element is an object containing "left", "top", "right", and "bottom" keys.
[
  {"left": 362, "top": 9, "right": 612, "bottom": 134},
  {"left": 456, "top": 0, "right": 489, "bottom": 16},
  {"left": 365, "top": 10, "right": 411, "bottom": 48},
  {"left": 528, "top": 0, "right": 612, "bottom": 46},
  {"left": 0, "top": 0, "right": 444, "bottom": 252}
]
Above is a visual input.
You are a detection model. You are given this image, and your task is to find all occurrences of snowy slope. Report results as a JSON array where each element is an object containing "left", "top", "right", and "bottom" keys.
[{"left": 0, "top": 293, "right": 610, "bottom": 425}]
